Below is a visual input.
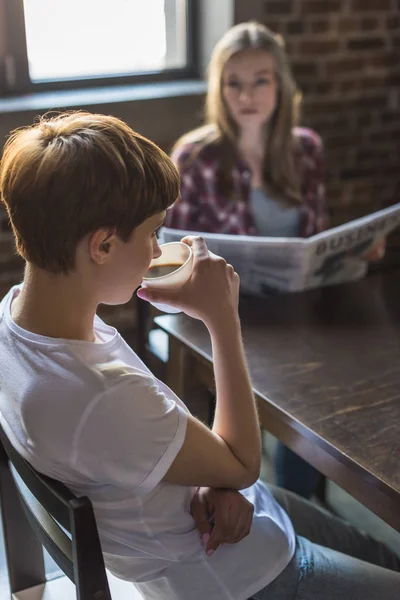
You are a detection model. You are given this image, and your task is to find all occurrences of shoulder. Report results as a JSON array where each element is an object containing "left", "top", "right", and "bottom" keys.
[
  {"left": 293, "top": 127, "right": 324, "bottom": 158},
  {"left": 171, "top": 126, "right": 222, "bottom": 171},
  {"left": 69, "top": 371, "right": 187, "bottom": 493},
  {"left": 85, "top": 368, "right": 179, "bottom": 422}
]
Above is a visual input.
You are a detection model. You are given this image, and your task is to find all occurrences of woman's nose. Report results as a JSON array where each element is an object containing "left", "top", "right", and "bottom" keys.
[
  {"left": 153, "top": 238, "right": 162, "bottom": 259},
  {"left": 239, "top": 84, "right": 253, "bottom": 103}
]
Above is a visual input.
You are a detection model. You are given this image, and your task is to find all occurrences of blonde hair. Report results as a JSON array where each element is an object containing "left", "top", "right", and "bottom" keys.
[
  {"left": 174, "top": 22, "right": 301, "bottom": 203},
  {"left": 0, "top": 111, "right": 179, "bottom": 274}
]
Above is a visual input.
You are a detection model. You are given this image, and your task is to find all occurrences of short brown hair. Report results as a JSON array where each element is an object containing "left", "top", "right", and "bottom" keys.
[{"left": 0, "top": 111, "right": 179, "bottom": 273}]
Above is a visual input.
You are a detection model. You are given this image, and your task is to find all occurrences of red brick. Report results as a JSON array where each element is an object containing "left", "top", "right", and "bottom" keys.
[
  {"left": 387, "top": 72, "right": 400, "bottom": 85},
  {"left": 302, "top": 1, "right": 343, "bottom": 13},
  {"left": 300, "top": 83, "right": 313, "bottom": 95},
  {"left": 286, "top": 20, "right": 306, "bottom": 34},
  {"left": 348, "top": 37, "right": 385, "bottom": 51},
  {"left": 381, "top": 111, "right": 400, "bottom": 124},
  {"left": 352, "top": 181, "right": 379, "bottom": 196},
  {"left": 284, "top": 41, "right": 297, "bottom": 55},
  {"left": 325, "top": 134, "right": 355, "bottom": 149},
  {"left": 360, "top": 76, "right": 385, "bottom": 89},
  {"left": 265, "top": 1, "right": 294, "bottom": 15},
  {"left": 341, "top": 167, "right": 375, "bottom": 180},
  {"left": 0, "top": 238, "right": 16, "bottom": 256},
  {"left": 358, "top": 150, "right": 391, "bottom": 162},
  {"left": 340, "top": 80, "right": 359, "bottom": 93},
  {"left": 0, "top": 255, "right": 24, "bottom": 274},
  {"left": 326, "top": 185, "right": 347, "bottom": 204},
  {"left": 352, "top": 0, "right": 392, "bottom": 9},
  {"left": 1, "top": 219, "right": 11, "bottom": 233},
  {"left": 369, "top": 52, "right": 399, "bottom": 68},
  {"left": 263, "top": 20, "right": 283, "bottom": 32},
  {"left": 0, "top": 282, "right": 18, "bottom": 299},
  {"left": 300, "top": 39, "right": 340, "bottom": 54},
  {"left": 310, "top": 117, "right": 351, "bottom": 131},
  {"left": 338, "top": 18, "right": 360, "bottom": 33},
  {"left": 291, "top": 61, "right": 320, "bottom": 78},
  {"left": 349, "top": 95, "right": 388, "bottom": 109},
  {"left": 302, "top": 99, "right": 343, "bottom": 115},
  {"left": 387, "top": 15, "right": 400, "bottom": 30},
  {"left": 315, "top": 82, "right": 334, "bottom": 94},
  {"left": 326, "top": 58, "right": 364, "bottom": 75},
  {"left": 361, "top": 17, "right": 378, "bottom": 31},
  {"left": 304, "top": 82, "right": 335, "bottom": 96},
  {"left": 311, "top": 19, "right": 332, "bottom": 34},
  {"left": 357, "top": 114, "right": 373, "bottom": 127},
  {"left": 370, "top": 130, "right": 400, "bottom": 143}
]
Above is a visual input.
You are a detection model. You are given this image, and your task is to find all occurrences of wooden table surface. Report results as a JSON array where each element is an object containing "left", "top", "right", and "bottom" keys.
[{"left": 155, "top": 271, "right": 400, "bottom": 532}]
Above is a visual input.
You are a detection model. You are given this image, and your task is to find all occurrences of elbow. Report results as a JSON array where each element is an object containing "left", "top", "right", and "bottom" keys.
[
  {"left": 237, "top": 471, "right": 259, "bottom": 490},
  {"left": 237, "top": 460, "right": 261, "bottom": 490}
]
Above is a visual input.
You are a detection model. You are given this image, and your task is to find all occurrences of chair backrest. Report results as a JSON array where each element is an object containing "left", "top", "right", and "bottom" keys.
[{"left": 0, "top": 423, "right": 112, "bottom": 600}]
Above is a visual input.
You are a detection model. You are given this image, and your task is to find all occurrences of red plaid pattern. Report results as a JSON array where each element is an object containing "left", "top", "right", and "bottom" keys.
[{"left": 165, "top": 127, "right": 327, "bottom": 238}]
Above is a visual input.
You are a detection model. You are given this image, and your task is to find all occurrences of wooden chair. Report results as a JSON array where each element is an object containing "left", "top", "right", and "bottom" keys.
[{"left": 0, "top": 424, "right": 140, "bottom": 599}]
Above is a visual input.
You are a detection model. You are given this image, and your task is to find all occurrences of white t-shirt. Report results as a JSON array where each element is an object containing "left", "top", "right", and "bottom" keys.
[{"left": 0, "top": 286, "right": 295, "bottom": 600}]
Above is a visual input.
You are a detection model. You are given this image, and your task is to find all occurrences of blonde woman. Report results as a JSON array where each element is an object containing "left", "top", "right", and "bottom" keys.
[
  {"left": 166, "top": 22, "right": 326, "bottom": 238},
  {"left": 166, "top": 22, "right": 325, "bottom": 499},
  {"left": 166, "top": 22, "right": 385, "bottom": 500}
]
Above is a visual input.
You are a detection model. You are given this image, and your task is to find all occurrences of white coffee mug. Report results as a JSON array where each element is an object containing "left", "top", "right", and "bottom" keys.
[{"left": 141, "top": 242, "right": 193, "bottom": 313}]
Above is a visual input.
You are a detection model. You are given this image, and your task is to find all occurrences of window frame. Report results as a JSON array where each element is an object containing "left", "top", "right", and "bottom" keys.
[{"left": 2, "top": 0, "right": 199, "bottom": 96}]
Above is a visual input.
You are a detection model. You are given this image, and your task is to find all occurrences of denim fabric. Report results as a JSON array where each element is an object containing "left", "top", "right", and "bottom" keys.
[{"left": 250, "top": 485, "right": 400, "bottom": 599}]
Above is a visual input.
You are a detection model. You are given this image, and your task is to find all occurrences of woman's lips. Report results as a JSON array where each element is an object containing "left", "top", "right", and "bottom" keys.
[{"left": 239, "top": 108, "right": 258, "bottom": 115}]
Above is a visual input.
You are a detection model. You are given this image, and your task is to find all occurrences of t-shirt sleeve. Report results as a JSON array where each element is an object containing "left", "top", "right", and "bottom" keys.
[{"left": 70, "top": 372, "right": 187, "bottom": 495}]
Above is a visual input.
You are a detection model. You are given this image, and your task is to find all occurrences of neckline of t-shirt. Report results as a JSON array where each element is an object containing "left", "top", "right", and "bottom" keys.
[{"left": 5, "top": 285, "right": 119, "bottom": 350}]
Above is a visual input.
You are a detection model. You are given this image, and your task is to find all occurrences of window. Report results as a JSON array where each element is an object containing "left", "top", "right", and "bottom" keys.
[{"left": 2, "top": 0, "right": 197, "bottom": 94}]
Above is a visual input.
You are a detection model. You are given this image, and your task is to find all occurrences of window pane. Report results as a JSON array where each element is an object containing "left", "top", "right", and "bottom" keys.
[{"left": 23, "top": 0, "right": 187, "bottom": 82}]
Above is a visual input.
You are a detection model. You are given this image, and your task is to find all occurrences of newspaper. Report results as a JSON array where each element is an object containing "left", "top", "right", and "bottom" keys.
[{"left": 161, "top": 203, "right": 400, "bottom": 295}]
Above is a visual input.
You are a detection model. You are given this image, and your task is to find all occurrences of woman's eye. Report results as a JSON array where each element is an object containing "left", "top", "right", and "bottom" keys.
[
  {"left": 255, "top": 78, "right": 270, "bottom": 86},
  {"left": 227, "top": 80, "right": 241, "bottom": 89}
]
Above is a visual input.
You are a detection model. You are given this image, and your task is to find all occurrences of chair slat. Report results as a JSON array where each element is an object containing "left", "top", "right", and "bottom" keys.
[
  {"left": 0, "top": 424, "right": 113, "bottom": 600},
  {"left": 71, "top": 497, "right": 112, "bottom": 600},
  {"left": 0, "top": 443, "right": 46, "bottom": 594},
  {"left": 12, "top": 467, "right": 74, "bottom": 582}
]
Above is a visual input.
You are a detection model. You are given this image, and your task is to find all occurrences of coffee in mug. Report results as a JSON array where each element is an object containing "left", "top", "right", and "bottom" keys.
[
  {"left": 145, "top": 263, "right": 183, "bottom": 279},
  {"left": 141, "top": 242, "right": 194, "bottom": 313}
]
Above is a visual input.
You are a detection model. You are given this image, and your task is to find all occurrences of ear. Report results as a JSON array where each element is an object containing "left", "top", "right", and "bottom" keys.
[{"left": 89, "top": 228, "right": 116, "bottom": 265}]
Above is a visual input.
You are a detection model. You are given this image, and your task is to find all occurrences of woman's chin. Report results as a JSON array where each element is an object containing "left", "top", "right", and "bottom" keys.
[
  {"left": 236, "top": 115, "right": 266, "bottom": 129},
  {"left": 101, "top": 288, "right": 136, "bottom": 307}
]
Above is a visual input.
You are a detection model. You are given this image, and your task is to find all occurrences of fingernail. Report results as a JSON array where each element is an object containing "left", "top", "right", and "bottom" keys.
[
  {"left": 137, "top": 288, "right": 148, "bottom": 300},
  {"left": 206, "top": 549, "right": 214, "bottom": 557},
  {"left": 202, "top": 533, "right": 210, "bottom": 545}
]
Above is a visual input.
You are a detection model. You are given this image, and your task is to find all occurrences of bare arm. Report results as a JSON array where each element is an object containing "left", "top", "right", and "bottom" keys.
[{"left": 137, "top": 238, "right": 261, "bottom": 490}]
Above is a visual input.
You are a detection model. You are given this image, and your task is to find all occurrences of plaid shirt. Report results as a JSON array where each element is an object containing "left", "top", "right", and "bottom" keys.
[{"left": 165, "top": 127, "right": 327, "bottom": 238}]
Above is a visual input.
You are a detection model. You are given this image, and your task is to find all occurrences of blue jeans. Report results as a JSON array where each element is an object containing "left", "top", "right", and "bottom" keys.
[
  {"left": 251, "top": 485, "right": 400, "bottom": 599},
  {"left": 274, "top": 443, "right": 322, "bottom": 499}
]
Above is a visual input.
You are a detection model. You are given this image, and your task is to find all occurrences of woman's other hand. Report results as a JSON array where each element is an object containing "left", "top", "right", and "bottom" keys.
[
  {"left": 362, "top": 238, "right": 386, "bottom": 263},
  {"left": 190, "top": 487, "right": 254, "bottom": 556}
]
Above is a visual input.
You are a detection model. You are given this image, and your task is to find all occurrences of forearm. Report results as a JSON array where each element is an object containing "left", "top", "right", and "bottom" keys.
[{"left": 207, "top": 315, "right": 261, "bottom": 481}]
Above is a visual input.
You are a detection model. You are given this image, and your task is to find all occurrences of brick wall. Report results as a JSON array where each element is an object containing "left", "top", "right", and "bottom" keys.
[{"left": 263, "top": 0, "right": 400, "bottom": 229}]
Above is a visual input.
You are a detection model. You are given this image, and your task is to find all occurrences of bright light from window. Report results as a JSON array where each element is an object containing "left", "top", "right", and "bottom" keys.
[{"left": 23, "top": 0, "right": 184, "bottom": 82}]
